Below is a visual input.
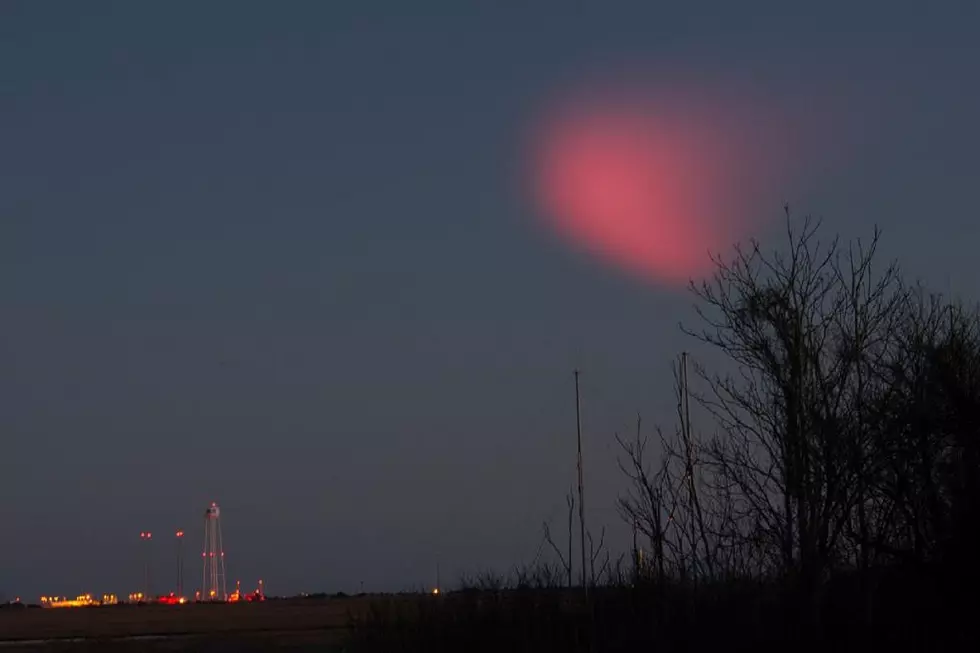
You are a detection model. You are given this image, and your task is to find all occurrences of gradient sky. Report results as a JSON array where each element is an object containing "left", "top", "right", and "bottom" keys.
[{"left": 2, "top": 1, "right": 978, "bottom": 600}]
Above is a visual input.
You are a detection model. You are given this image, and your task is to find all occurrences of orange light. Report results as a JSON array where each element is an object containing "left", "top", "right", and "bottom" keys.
[{"left": 41, "top": 593, "right": 100, "bottom": 608}]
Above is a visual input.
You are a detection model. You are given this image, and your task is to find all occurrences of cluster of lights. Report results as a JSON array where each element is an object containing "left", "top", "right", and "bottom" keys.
[
  {"left": 37, "top": 592, "right": 176, "bottom": 608},
  {"left": 40, "top": 594, "right": 101, "bottom": 608},
  {"left": 37, "top": 515, "right": 257, "bottom": 610},
  {"left": 37, "top": 509, "right": 238, "bottom": 610},
  {"left": 226, "top": 579, "right": 256, "bottom": 603},
  {"left": 156, "top": 593, "right": 187, "bottom": 605}
]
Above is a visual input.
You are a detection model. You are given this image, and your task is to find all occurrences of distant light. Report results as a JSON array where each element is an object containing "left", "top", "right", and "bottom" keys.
[{"left": 432, "top": 588, "right": 440, "bottom": 595}]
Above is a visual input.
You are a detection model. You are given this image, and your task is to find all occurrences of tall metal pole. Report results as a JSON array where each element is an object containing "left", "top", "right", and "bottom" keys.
[
  {"left": 574, "top": 369, "right": 587, "bottom": 594},
  {"left": 681, "top": 353, "right": 692, "bottom": 449},
  {"left": 681, "top": 352, "right": 696, "bottom": 559},
  {"left": 681, "top": 351, "right": 712, "bottom": 578},
  {"left": 202, "top": 514, "right": 209, "bottom": 600},
  {"left": 140, "top": 531, "right": 152, "bottom": 601},
  {"left": 176, "top": 530, "right": 184, "bottom": 598}
]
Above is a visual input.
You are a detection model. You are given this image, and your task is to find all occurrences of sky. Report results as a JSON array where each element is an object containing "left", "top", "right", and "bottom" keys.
[{"left": 2, "top": 1, "right": 979, "bottom": 600}]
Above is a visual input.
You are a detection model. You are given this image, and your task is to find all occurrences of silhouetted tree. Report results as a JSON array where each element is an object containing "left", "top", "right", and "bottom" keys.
[
  {"left": 684, "top": 212, "right": 905, "bottom": 590},
  {"left": 542, "top": 490, "right": 576, "bottom": 588},
  {"left": 866, "top": 290, "right": 980, "bottom": 570}
]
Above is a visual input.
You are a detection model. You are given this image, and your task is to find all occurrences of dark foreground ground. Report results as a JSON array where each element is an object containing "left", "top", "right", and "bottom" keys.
[
  {"left": 3, "top": 565, "right": 977, "bottom": 652},
  {"left": 0, "top": 599, "right": 370, "bottom": 652}
]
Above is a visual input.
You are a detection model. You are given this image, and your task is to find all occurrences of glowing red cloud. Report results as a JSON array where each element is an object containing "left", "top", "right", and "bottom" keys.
[{"left": 529, "top": 82, "right": 792, "bottom": 285}]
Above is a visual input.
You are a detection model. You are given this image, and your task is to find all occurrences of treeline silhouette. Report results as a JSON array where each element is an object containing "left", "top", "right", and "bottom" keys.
[{"left": 348, "top": 214, "right": 979, "bottom": 651}]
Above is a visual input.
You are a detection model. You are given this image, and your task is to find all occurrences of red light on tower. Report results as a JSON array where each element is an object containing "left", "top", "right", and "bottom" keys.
[{"left": 176, "top": 531, "right": 184, "bottom": 538}]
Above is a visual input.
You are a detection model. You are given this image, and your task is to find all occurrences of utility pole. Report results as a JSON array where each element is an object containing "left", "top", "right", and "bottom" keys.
[{"left": 574, "top": 369, "right": 587, "bottom": 595}]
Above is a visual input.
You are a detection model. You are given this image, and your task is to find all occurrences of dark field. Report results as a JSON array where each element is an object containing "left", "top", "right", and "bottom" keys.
[
  {"left": 2, "top": 572, "right": 978, "bottom": 652},
  {"left": 0, "top": 599, "right": 375, "bottom": 651}
]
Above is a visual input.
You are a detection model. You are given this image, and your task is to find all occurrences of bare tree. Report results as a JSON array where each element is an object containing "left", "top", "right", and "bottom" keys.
[
  {"left": 615, "top": 208, "right": 980, "bottom": 604},
  {"left": 683, "top": 210, "right": 904, "bottom": 587},
  {"left": 616, "top": 414, "right": 671, "bottom": 581},
  {"left": 864, "top": 289, "right": 980, "bottom": 566},
  {"left": 587, "top": 526, "right": 610, "bottom": 587},
  {"left": 542, "top": 490, "right": 576, "bottom": 588}
]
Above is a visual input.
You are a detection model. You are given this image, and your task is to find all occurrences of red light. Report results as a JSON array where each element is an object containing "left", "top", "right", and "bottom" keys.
[{"left": 176, "top": 531, "right": 184, "bottom": 538}]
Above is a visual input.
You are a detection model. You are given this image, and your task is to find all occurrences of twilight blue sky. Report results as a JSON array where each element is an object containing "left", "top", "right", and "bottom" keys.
[{"left": 2, "top": 1, "right": 978, "bottom": 599}]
